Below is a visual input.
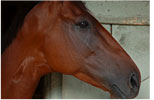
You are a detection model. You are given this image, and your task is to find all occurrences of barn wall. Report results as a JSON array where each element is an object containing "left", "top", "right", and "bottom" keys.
[{"left": 44, "top": 1, "right": 150, "bottom": 99}]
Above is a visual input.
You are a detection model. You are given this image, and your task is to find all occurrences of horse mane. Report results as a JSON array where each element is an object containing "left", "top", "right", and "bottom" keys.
[
  {"left": 1, "top": 1, "right": 39, "bottom": 54},
  {"left": 1, "top": 1, "right": 87, "bottom": 54}
]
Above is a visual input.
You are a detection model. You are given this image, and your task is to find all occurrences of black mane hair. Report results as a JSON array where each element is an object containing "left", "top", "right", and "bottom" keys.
[
  {"left": 1, "top": 1, "right": 39, "bottom": 53},
  {"left": 1, "top": 1, "right": 87, "bottom": 54}
]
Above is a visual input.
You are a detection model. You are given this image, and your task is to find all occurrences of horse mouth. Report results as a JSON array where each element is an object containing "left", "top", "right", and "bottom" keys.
[{"left": 111, "top": 84, "right": 127, "bottom": 99}]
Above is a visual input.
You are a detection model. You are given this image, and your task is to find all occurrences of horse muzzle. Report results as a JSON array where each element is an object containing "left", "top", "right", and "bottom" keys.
[{"left": 110, "top": 72, "right": 140, "bottom": 99}]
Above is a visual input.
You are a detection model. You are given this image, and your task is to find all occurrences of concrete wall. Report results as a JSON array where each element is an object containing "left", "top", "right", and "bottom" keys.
[{"left": 44, "top": 1, "right": 150, "bottom": 99}]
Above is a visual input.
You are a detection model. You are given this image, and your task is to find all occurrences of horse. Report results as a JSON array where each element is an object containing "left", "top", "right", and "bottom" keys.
[{"left": 1, "top": 1, "right": 141, "bottom": 99}]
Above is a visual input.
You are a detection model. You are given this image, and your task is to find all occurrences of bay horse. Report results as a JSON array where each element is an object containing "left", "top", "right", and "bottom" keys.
[{"left": 1, "top": 1, "right": 141, "bottom": 99}]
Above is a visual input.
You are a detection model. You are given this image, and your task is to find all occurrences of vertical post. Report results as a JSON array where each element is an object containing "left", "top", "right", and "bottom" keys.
[{"left": 44, "top": 73, "right": 62, "bottom": 99}]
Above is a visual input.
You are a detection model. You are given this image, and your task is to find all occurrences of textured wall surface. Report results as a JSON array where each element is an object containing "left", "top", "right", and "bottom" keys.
[
  {"left": 85, "top": 1, "right": 149, "bottom": 25},
  {"left": 44, "top": 1, "right": 150, "bottom": 99}
]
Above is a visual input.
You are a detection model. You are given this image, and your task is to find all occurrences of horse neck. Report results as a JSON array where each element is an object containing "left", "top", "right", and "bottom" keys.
[{"left": 1, "top": 34, "right": 52, "bottom": 99}]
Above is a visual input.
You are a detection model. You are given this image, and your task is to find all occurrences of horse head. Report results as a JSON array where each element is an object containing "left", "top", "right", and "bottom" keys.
[{"left": 17, "top": 1, "right": 141, "bottom": 99}]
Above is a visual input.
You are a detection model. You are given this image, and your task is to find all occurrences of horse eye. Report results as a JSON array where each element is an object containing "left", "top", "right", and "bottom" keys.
[{"left": 77, "top": 21, "right": 89, "bottom": 28}]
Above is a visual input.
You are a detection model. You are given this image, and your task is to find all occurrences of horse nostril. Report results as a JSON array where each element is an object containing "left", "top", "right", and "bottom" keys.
[{"left": 129, "top": 73, "right": 139, "bottom": 89}]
